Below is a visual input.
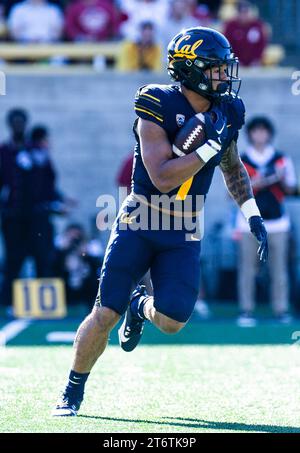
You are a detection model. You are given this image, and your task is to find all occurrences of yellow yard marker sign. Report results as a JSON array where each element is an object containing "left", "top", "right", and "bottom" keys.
[{"left": 13, "top": 279, "right": 66, "bottom": 319}]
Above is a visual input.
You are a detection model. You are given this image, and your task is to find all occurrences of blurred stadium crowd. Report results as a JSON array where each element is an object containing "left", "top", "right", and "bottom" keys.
[
  {"left": 0, "top": 0, "right": 299, "bottom": 324},
  {"left": 0, "top": 0, "right": 287, "bottom": 67},
  {"left": 0, "top": 107, "right": 105, "bottom": 310}
]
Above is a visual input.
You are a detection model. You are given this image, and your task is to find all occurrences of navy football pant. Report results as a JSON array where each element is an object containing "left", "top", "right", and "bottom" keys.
[{"left": 96, "top": 201, "right": 201, "bottom": 323}]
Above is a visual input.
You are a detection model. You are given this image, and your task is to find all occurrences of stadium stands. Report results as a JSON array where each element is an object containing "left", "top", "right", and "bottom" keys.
[
  {"left": 0, "top": 41, "right": 121, "bottom": 61},
  {"left": 0, "top": 0, "right": 296, "bottom": 67}
]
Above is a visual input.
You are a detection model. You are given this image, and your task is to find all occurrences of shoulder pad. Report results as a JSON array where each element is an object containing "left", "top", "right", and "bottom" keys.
[
  {"left": 229, "top": 96, "right": 245, "bottom": 131},
  {"left": 134, "top": 84, "right": 169, "bottom": 127}
]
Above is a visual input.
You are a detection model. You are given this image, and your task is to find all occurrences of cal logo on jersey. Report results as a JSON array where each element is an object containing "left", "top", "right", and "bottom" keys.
[
  {"left": 120, "top": 213, "right": 136, "bottom": 224},
  {"left": 176, "top": 114, "right": 185, "bottom": 127}
]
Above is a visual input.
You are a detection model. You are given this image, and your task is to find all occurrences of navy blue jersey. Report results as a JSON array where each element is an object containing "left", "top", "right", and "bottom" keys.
[{"left": 132, "top": 84, "right": 245, "bottom": 213}]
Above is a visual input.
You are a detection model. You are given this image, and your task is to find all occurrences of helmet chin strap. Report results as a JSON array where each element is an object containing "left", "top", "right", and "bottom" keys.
[
  {"left": 197, "top": 70, "right": 229, "bottom": 99},
  {"left": 181, "top": 70, "right": 229, "bottom": 100}
]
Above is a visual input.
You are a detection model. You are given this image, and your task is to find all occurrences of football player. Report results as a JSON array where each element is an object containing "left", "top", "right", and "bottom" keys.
[{"left": 52, "top": 27, "right": 268, "bottom": 416}]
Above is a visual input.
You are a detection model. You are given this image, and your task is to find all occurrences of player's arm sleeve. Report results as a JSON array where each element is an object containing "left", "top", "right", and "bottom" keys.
[
  {"left": 134, "top": 86, "right": 166, "bottom": 129},
  {"left": 219, "top": 140, "right": 254, "bottom": 207}
]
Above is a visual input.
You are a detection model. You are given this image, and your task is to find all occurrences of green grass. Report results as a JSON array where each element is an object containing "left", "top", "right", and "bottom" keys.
[{"left": 1, "top": 328, "right": 300, "bottom": 432}]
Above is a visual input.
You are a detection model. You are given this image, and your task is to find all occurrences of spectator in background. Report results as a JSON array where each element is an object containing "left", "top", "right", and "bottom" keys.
[
  {"left": 0, "top": 122, "right": 67, "bottom": 306},
  {"left": 54, "top": 223, "right": 103, "bottom": 306},
  {"left": 65, "top": 0, "right": 123, "bottom": 42},
  {"left": 236, "top": 117, "right": 297, "bottom": 327},
  {"left": 159, "top": 0, "right": 198, "bottom": 52},
  {"left": 3, "top": 0, "right": 66, "bottom": 17},
  {"left": 8, "top": 0, "right": 63, "bottom": 43},
  {"left": 223, "top": 0, "right": 268, "bottom": 66},
  {"left": 116, "top": 152, "right": 133, "bottom": 193},
  {"left": 2, "top": 107, "right": 28, "bottom": 150},
  {"left": 0, "top": 4, "right": 6, "bottom": 39},
  {"left": 118, "top": 21, "right": 162, "bottom": 71},
  {"left": 119, "top": 0, "right": 168, "bottom": 41},
  {"left": 189, "top": 0, "right": 212, "bottom": 23}
]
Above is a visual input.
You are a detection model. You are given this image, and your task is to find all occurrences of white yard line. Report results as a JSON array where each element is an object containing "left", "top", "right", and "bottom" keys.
[
  {"left": 0, "top": 319, "right": 31, "bottom": 345},
  {"left": 46, "top": 331, "right": 76, "bottom": 343}
]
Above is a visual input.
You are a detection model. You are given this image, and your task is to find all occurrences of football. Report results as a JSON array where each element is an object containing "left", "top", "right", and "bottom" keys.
[{"left": 172, "top": 113, "right": 206, "bottom": 157}]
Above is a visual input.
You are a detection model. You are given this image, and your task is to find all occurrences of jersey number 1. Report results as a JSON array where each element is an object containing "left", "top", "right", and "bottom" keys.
[{"left": 175, "top": 176, "right": 194, "bottom": 200}]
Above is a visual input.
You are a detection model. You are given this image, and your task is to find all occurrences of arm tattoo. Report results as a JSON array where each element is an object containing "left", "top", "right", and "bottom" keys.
[{"left": 220, "top": 140, "right": 253, "bottom": 207}]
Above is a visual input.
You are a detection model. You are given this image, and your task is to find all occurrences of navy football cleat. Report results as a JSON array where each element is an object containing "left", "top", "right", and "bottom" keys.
[
  {"left": 52, "top": 391, "right": 83, "bottom": 417},
  {"left": 118, "top": 285, "right": 147, "bottom": 352}
]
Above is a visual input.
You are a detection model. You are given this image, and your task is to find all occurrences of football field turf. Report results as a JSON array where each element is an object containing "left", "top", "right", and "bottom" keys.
[{"left": 1, "top": 315, "right": 300, "bottom": 433}]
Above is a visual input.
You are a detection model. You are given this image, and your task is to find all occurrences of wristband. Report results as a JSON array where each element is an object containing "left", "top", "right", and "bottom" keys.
[
  {"left": 240, "top": 198, "right": 261, "bottom": 221},
  {"left": 195, "top": 140, "right": 221, "bottom": 163}
]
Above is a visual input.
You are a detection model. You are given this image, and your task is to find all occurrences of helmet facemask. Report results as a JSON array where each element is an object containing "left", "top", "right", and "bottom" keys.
[{"left": 168, "top": 55, "right": 241, "bottom": 100}]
